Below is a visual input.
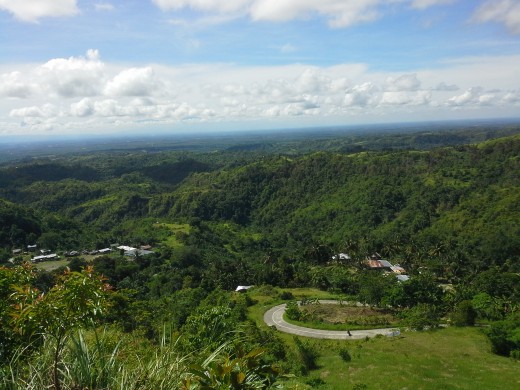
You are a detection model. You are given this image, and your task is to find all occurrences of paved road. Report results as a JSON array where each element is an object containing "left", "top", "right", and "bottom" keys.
[{"left": 263, "top": 301, "right": 400, "bottom": 340}]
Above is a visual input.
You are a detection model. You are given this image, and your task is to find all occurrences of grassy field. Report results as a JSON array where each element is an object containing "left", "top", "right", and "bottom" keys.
[
  {"left": 154, "top": 222, "right": 190, "bottom": 249},
  {"left": 284, "top": 303, "right": 400, "bottom": 331},
  {"left": 296, "top": 327, "right": 519, "bottom": 390},
  {"left": 245, "top": 287, "right": 519, "bottom": 389},
  {"left": 34, "top": 258, "right": 70, "bottom": 271}
]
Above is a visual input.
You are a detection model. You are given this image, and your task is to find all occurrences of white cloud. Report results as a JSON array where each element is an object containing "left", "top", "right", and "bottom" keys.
[
  {"left": 152, "top": 0, "right": 249, "bottom": 13},
  {"left": 502, "top": 90, "right": 520, "bottom": 103},
  {"left": 410, "top": 0, "right": 454, "bottom": 10},
  {"left": 37, "top": 49, "right": 105, "bottom": 97},
  {"left": 434, "top": 82, "right": 459, "bottom": 91},
  {"left": 0, "top": 0, "right": 78, "bottom": 22},
  {"left": 70, "top": 98, "right": 94, "bottom": 117},
  {"left": 152, "top": 0, "right": 462, "bottom": 29},
  {"left": 2, "top": 50, "right": 519, "bottom": 135},
  {"left": 0, "top": 71, "right": 32, "bottom": 98},
  {"left": 381, "top": 90, "right": 431, "bottom": 105},
  {"left": 294, "top": 68, "right": 330, "bottom": 93},
  {"left": 250, "top": 0, "right": 381, "bottom": 28},
  {"left": 10, "top": 103, "right": 58, "bottom": 118},
  {"left": 152, "top": 0, "right": 384, "bottom": 28},
  {"left": 447, "top": 87, "right": 497, "bottom": 106},
  {"left": 473, "top": 0, "right": 520, "bottom": 35},
  {"left": 344, "top": 82, "right": 379, "bottom": 107},
  {"left": 104, "top": 67, "right": 161, "bottom": 97},
  {"left": 385, "top": 73, "right": 421, "bottom": 91}
]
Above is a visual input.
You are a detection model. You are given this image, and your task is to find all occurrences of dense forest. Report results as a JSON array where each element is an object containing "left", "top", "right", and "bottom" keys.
[{"left": 1, "top": 124, "right": 519, "bottom": 389}]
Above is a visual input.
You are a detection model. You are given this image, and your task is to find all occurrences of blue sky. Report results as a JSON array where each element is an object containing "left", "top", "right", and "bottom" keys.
[{"left": 1, "top": 0, "right": 519, "bottom": 136}]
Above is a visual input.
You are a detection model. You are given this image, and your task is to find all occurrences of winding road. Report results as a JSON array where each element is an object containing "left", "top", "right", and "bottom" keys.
[{"left": 263, "top": 300, "right": 400, "bottom": 340}]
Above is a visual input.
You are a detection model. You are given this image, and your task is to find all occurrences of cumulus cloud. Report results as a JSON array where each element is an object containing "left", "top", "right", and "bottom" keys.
[
  {"left": 37, "top": 49, "right": 105, "bottom": 97},
  {"left": 385, "top": 73, "right": 421, "bottom": 92},
  {"left": 447, "top": 87, "right": 497, "bottom": 106},
  {"left": 104, "top": 67, "right": 161, "bottom": 97},
  {"left": 381, "top": 91, "right": 431, "bottom": 106},
  {"left": 0, "top": 71, "right": 32, "bottom": 98},
  {"left": 343, "top": 82, "right": 379, "bottom": 107},
  {"left": 70, "top": 98, "right": 94, "bottom": 117},
  {"left": 2, "top": 49, "right": 520, "bottom": 134},
  {"left": 0, "top": 0, "right": 78, "bottom": 22},
  {"left": 473, "top": 0, "right": 520, "bottom": 35},
  {"left": 10, "top": 103, "right": 58, "bottom": 118},
  {"left": 502, "top": 90, "right": 520, "bottom": 103}
]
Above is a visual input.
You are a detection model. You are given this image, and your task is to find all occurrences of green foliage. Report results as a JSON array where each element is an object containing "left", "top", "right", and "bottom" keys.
[
  {"left": 293, "top": 337, "right": 319, "bottom": 375},
  {"left": 2, "top": 126, "right": 520, "bottom": 383},
  {"left": 279, "top": 290, "right": 294, "bottom": 300},
  {"left": 65, "top": 329, "right": 121, "bottom": 389},
  {"left": 472, "top": 293, "right": 504, "bottom": 321},
  {"left": 183, "top": 345, "right": 280, "bottom": 389},
  {"left": 5, "top": 265, "right": 112, "bottom": 389},
  {"left": 339, "top": 347, "right": 352, "bottom": 362},
  {"left": 357, "top": 272, "right": 396, "bottom": 306},
  {"left": 449, "top": 300, "right": 476, "bottom": 327},
  {"left": 485, "top": 312, "right": 520, "bottom": 357},
  {"left": 471, "top": 268, "right": 520, "bottom": 301},
  {"left": 181, "top": 305, "right": 242, "bottom": 352},
  {"left": 401, "top": 304, "right": 441, "bottom": 330},
  {"left": 285, "top": 301, "right": 302, "bottom": 321},
  {"left": 386, "top": 273, "right": 444, "bottom": 308},
  {"left": 0, "top": 199, "right": 41, "bottom": 247}
]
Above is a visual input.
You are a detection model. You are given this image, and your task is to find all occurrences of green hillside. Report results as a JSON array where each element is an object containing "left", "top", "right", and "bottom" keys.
[{"left": 1, "top": 128, "right": 519, "bottom": 389}]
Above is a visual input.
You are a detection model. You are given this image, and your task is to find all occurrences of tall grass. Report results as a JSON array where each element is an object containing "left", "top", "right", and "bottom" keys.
[{"left": 1, "top": 327, "right": 189, "bottom": 390}]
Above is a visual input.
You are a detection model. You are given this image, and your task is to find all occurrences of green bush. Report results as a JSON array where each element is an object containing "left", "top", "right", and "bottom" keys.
[
  {"left": 280, "top": 291, "right": 294, "bottom": 300},
  {"left": 306, "top": 377, "right": 326, "bottom": 386},
  {"left": 285, "top": 301, "right": 302, "bottom": 321},
  {"left": 293, "top": 337, "right": 319, "bottom": 374},
  {"left": 339, "top": 347, "right": 352, "bottom": 362},
  {"left": 401, "top": 304, "right": 441, "bottom": 330},
  {"left": 450, "top": 300, "right": 476, "bottom": 326},
  {"left": 485, "top": 312, "right": 520, "bottom": 357}
]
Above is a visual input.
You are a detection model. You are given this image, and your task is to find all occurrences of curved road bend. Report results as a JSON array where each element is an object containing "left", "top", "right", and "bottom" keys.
[{"left": 263, "top": 301, "right": 399, "bottom": 340}]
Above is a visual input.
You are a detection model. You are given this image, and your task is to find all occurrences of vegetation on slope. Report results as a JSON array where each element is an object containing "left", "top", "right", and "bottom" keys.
[{"left": 1, "top": 126, "right": 519, "bottom": 388}]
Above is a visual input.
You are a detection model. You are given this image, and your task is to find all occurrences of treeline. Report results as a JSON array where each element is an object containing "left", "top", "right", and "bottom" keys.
[{"left": 1, "top": 133, "right": 519, "bottom": 273}]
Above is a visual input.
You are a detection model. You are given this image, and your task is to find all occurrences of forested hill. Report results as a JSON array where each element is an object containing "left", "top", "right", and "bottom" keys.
[
  {"left": 0, "top": 132, "right": 519, "bottom": 277},
  {"left": 159, "top": 134, "right": 519, "bottom": 267}
]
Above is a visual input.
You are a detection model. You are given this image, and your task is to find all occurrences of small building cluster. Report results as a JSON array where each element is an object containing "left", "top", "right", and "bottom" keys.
[
  {"left": 117, "top": 245, "right": 155, "bottom": 257},
  {"left": 364, "top": 253, "right": 410, "bottom": 281},
  {"left": 31, "top": 253, "right": 59, "bottom": 263},
  {"left": 10, "top": 243, "right": 156, "bottom": 264}
]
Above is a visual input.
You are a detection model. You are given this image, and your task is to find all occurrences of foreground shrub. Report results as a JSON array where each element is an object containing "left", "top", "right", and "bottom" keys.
[
  {"left": 485, "top": 312, "right": 520, "bottom": 357},
  {"left": 293, "top": 337, "right": 319, "bottom": 375},
  {"left": 401, "top": 304, "right": 441, "bottom": 330},
  {"left": 183, "top": 345, "right": 280, "bottom": 389}
]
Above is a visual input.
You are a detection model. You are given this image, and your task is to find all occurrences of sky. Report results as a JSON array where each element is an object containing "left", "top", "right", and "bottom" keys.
[{"left": 0, "top": 0, "right": 519, "bottom": 137}]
